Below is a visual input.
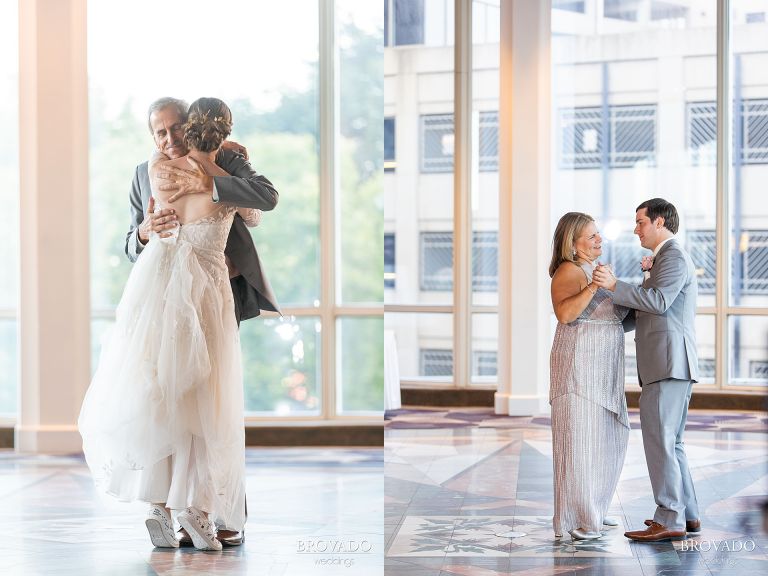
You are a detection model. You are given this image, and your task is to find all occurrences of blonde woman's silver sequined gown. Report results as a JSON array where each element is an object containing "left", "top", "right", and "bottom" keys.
[{"left": 550, "top": 262, "right": 630, "bottom": 536}]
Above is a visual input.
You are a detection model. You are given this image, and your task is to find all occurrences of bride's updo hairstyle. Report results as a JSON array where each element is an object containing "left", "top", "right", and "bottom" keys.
[{"left": 184, "top": 97, "right": 233, "bottom": 153}]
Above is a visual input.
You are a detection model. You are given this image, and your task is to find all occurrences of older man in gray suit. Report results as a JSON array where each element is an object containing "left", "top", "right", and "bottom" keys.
[
  {"left": 125, "top": 97, "right": 279, "bottom": 547},
  {"left": 126, "top": 97, "right": 280, "bottom": 323},
  {"left": 593, "top": 198, "right": 700, "bottom": 542}
]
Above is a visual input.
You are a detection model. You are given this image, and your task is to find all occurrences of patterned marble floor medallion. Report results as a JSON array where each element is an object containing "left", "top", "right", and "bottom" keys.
[
  {"left": 387, "top": 515, "right": 632, "bottom": 559},
  {"left": 509, "top": 516, "right": 632, "bottom": 558}
]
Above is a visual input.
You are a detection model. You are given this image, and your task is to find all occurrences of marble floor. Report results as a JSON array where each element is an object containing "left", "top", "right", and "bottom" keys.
[
  {"left": 385, "top": 408, "right": 768, "bottom": 576},
  {"left": 0, "top": 448, "right": 383, "bottom": 576}
]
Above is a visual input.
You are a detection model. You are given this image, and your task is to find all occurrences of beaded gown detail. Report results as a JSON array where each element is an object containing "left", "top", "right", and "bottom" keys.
[
  {"left": 79, "top": 204, "right": 256, "bottom": 531},
  {"left": 549, "top": 262, "right": 630, "bottom": 536}
]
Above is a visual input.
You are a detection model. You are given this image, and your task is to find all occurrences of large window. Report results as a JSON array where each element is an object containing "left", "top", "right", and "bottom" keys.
[
  {"left": 0, "top": 0, "right": 18, "bottom": 416},
  {"left": 728, "top": 1, "right": 768, "bottom": 387},
  {"left": 551, "top": 0, "right": 768, "bottom": 389},
  {"left": 384, "top": 0, "right": 499, "bottom": 387},
  {"left": 337, "top": 0, "right": 384, "bottom": 414},
  {"left": 89, "top": 0, "right": 382, "bottom": 417}
]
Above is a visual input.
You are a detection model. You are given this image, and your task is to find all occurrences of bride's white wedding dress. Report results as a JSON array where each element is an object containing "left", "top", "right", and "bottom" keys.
[{"left": 79, "top": 203, "right": 257, "bottom": 531}]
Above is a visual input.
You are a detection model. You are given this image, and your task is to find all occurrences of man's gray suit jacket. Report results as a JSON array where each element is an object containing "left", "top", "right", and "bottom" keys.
[
  {"left": 612, "top": 238, "right": 699, "bottom": 386},
  {"left": 124, "top": 148, "right": 280, "bottom": 322}
]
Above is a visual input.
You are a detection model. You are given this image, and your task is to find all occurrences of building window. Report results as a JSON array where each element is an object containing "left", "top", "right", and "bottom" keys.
[
  {"left": 420, "top": 348, "right": 453, "bottom": 377},
  {"left": 385, "top": 117, "right": 395, "bottom": 172},
  {"left": 560, "top": 107, "right": 603, "bottom": 168},
  {"left": 421, "top": 231, "right": 499, "bottom": 292},
  {"left": 391, "top": 0, "right": 424, "bottom": 46},
  {"left": 628, "top": 355, "right": 714, "bottom": 383},
  {"left": 610, "top": 105, "right": 657, "bottom": 167},
  {"left": 472, "top": 231, "right": 498, "bottom": 292},
  {"left": 421, "top": 114, "right": 454, "bottom": 173},
  {"left": 739, "top": 230, "right": 768, "bottom": 295},
  {"left": 559, "top": 104, "right": 657, "bottom": 169},
  {"left": 742, "top": 99, "right": 768, "bottom": 164},
  {"left": 688, "top": 99, "right": 768, "bottom": 165},
  {"left": 687, "top": 102, "right": 717, "bottom": 165},
  {"left": 384, "top": 233, "right": 395, "bottom": 289},
  {"left": 699, "top": 358, "right": 716, "bottom": 379},
  {"left": 604, "top": 0, "right": 638, "bottom": 21},
  {"left": 552, "top": 1, "right": 585, "bottom": 14},
  {"left": 479, "top": 111, "right": 499, "bottom": 172},
  {"left": 421, "top": 232, "right": 453, "bottom": 291},
  {"left": 420, "top": 111, "right": 499, "bottom": 173},
  {"left": 613, "top": 229, "right": 719, "bottom": 296},
  {"left": 688, "top": 230, "right": 716, "bottom": 295},
  {"left": 614, "top": 228, "right": 768, "bottom": 297},
  {"left": 651, "top": 4, "right": 688, "bottom": 22},
  {"left": 472, "top": 350, "right": 497, "bottom": 377},
  {"left": 749, "top": 360, "right": 768, "bottom": 379}
]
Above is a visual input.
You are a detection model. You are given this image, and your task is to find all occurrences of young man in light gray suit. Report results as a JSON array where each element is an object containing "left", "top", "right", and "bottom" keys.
[
  {"left": 124, "top": 97, "right": 280, "bottom": 546},
  {"left": 593, "top": 198, "right": 700, "bottom": 542},
  {"left": 126, "top": 97, "right": 280, "bottom": 324}
]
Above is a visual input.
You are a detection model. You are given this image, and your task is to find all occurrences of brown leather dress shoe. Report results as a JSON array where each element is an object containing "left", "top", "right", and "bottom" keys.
[
  {"left": 625, "top": 522, "right": 686, "bottom": 542},
  {"left": 217, "top": 529, "right": 245, "bottom": 547},
  {"left": 177, "top": 527, "right": 193, "bottom": 547},
  {"left": 644, "top": 518, "right": 701, "bottom": 533},
  {"left": 685, "top": 519, "right": 701, "bottom": 533}
]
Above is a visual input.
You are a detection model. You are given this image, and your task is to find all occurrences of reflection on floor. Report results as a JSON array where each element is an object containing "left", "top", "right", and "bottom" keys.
[
  {"left": 385, "top": 408, "right": 768, "bottom": 575},
  {"left": 0, "top": 448, "right": 383, "bottom": 576}
]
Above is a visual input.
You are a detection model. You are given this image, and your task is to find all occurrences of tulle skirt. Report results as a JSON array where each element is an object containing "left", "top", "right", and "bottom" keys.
[{"left": 78, "top": 236, "right": 246, "bottom": 531}]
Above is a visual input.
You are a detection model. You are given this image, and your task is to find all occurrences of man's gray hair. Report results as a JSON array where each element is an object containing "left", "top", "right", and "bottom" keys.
[{"left": 147, "top": 97, "right": 189, "bottom": 132}]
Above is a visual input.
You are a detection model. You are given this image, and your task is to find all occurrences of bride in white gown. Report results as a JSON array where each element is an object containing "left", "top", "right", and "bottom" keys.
[{"left": 79, "top": 98, "right": 258, "bottom": 551}]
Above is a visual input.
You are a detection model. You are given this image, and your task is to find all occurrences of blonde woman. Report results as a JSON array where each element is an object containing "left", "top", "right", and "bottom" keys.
[{"left": 549, "top": 212, "right": 631, "bottom": 540}]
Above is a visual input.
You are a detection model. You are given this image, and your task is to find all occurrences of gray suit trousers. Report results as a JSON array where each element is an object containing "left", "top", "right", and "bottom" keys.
[{"left": 639, "top": 378, "right": 699, "bottom": 530}]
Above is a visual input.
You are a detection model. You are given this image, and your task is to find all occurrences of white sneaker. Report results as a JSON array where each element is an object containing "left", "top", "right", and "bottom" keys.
[
  {"left": 145, "top": 505, "right": 179, "bottom": 548},
  {"left": 177, "top": 507, "right": 222, "bottom": 551}
]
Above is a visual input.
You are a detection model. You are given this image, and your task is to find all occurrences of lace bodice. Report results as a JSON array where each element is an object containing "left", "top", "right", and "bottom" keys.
[
  {"left": 179, "top": 206, "right": 235, "bottom": 249},
  {"left": 149, "top": 201, "right": 262, "bottom": 287},
  {"left": 148, "top": 204, "right": 236, "bottom": 287}
]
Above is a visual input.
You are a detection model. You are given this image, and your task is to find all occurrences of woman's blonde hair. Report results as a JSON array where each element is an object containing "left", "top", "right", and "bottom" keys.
[{"left": 548, "top": 212, "right": 595, "bottom": 278}]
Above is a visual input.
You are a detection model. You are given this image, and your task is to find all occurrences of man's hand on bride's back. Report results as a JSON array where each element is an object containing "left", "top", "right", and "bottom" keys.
[
  {"left": 156, "top": 157, "right": 214, "bottom": 203},
  {"left": 220, "top": 139, "right": 248, "bottom": 160},
  {"left": 139, "top": 197, "right": 178, "bottom": 244}
]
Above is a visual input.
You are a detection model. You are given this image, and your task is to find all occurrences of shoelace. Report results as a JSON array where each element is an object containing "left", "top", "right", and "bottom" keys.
[
  {"left": 189, "top": 510, "right": 216, "bottom": 539},
  {"left": 151, "top": 508, "right": 174, "bottom": 531}
]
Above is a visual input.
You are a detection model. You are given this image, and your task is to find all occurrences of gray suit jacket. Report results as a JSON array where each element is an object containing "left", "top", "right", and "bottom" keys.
[
  {"left": 612, "top": 239, "right": 699, "bottom": 386},
  {"left": 124, "top": 148, "right": 281, "bottom": 321}
]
